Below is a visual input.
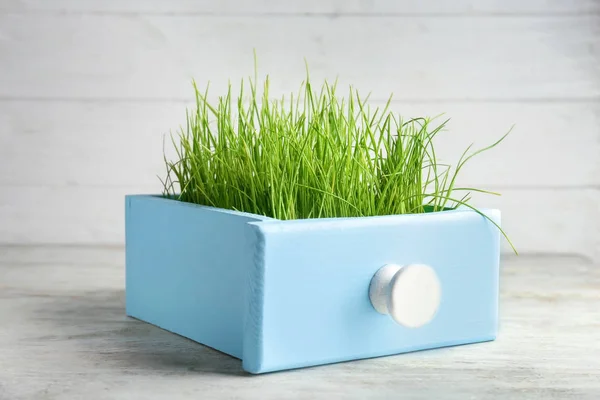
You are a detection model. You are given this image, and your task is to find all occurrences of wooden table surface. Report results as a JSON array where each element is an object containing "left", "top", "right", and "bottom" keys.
[{"left": 1, "top": 246, "right": 599, "bottom": 399}]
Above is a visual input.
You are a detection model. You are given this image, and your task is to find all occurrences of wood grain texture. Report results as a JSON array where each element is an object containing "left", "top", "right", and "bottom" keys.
[
  {"left": 1, "top": 101, "right": 598, "bottom": 187},
  {"left": 0, "top": 186, "right": 598, "bottom": 260},
  {"left": 0, "top": 246, "right": 598, "bottom": 399},
  {"left": 2, "top": 0, "right": 600, "bottom": 15},
  {"left": 0, "top": 14, "right": 598, "bottom": 100},
  {"left": 0, "top": 1, "right": 598, "bottom": 259}
]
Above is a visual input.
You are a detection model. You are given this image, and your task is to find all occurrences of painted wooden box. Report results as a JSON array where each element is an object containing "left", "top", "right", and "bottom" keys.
[{"left": 125, "top": 194, "right": 501, "bottom": 374}]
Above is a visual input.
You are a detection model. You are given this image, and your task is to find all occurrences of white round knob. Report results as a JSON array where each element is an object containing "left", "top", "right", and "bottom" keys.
[{"left": 369, "top": 264, "right": 441, "bottom": 328}]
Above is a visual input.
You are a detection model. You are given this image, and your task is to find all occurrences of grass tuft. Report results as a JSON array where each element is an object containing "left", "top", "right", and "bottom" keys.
[{"left": 161, "top": 65, "right": 516, "bottom": 253}]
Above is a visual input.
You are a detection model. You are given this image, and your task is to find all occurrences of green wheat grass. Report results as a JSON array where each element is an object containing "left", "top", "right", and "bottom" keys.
[{"left": 161, "top": 66, "right": 516, "bottom": 253}]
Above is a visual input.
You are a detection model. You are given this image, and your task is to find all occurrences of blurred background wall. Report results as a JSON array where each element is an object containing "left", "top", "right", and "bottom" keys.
[{"left": 0, "top": 0, "right": 598, "bottom": 260}]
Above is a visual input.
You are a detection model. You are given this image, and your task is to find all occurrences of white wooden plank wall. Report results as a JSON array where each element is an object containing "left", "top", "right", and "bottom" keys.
[{"left": 0, "top": 1, "right": 599, "bottom": 259}]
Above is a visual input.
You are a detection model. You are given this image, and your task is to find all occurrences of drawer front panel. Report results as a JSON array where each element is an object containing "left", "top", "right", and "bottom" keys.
[{"left": 243, "top": 209, "right": 501, "bottom": 373}]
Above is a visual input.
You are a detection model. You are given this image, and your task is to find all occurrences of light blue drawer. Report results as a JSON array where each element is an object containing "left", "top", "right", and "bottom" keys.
[{"left": 125, "top": 195, "right": 501, "bottom": 374}]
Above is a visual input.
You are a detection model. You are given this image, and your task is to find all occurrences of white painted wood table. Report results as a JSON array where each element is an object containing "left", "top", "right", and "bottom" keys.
[{"left": 1, "top": 246, "right": 599, "bottom": 399}]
